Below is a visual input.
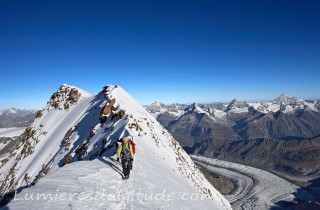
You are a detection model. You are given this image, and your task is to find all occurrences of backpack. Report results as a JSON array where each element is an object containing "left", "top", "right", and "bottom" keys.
[{"left": 130, "top": 139, "right": 136, "bottom": 154}]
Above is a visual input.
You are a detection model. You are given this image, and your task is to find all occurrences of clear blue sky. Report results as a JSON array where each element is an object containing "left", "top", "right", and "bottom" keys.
[{"left": 1, "top": 0, "right": 319, "bottom": 109}]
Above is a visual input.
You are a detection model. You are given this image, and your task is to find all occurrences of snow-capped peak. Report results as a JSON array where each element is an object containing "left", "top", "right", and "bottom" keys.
[
  {"left": 0, "top": 108, "right": 23, "bottom": 115},
  {"left": 62, "top": 84, "right": 93, "bottom": 97},
  {"left": 185, "top": 102, "right": 198, "bottom": 112},
  {"left": 266, "top": 94, "right": 320, "bottom": 113},
  {"left": 6, "top": 108, "right": 19, "bottom": 114},
  {"left": 46, "top": 84, "right": 93, "bottom": 110},
  {"left": 151, "top": 100, "right": 165, "bottom": 107},
  {"left": 1, "top": 84, "right": 231, "bottom": 210},
  {"left": 144, "top": 101, "right": 187, "bottom": 119},
  {"left": 224, "top": 99, "right": 250, "bottom": 113},
  {"left": 273, "top": 93, "right": 303, "bottom": 106},
  {"left": 183, "top": 103, "right": 211, "bottom": 116},
  {"left": 0, "top": 108, "right": 36, "bottom": 118}
]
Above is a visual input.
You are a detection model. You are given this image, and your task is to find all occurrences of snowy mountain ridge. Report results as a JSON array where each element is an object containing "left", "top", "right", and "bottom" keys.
[
  {"left": 0, "top": 108, "right": 36, "bottom": 116},
  {"left": 146, "top": 101, "right": 188, "bottom": 119},
  {"left": 145, "top": 94, "right": 319, "bottom": 119},
  {"left": 0, "top": 84, "right": 231, "bottom": 209}
]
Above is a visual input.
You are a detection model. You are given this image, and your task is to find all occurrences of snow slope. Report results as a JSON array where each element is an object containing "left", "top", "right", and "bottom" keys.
[
  {"left": 192, "top": 156, "right": 312, "bottom": 210},
  {"left": 1, "top": 84, "right": 231, "bottom": 209},
  {"left": 8, "top": 158, "right": 221, "bottom": 209}
]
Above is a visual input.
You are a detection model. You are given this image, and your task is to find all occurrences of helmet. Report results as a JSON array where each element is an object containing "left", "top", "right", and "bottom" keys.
[{"left": 123, "top": 137, "right": 129, "bottom": 143}]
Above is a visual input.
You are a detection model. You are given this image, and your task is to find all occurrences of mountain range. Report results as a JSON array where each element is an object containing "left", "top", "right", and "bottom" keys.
[
  {"left": 145, "top": 95, "right": 320, "bottom": 176},
  {"left": 0, "top": 108, "right": 36, "bottom": 128},
  {"left": 0, "top": 84, "right": 231, "bottom": 209}
]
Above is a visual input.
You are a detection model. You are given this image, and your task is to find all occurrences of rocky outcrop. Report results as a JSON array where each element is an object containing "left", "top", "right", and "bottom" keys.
[{"left": 48, "top": 85, "right": 81, "bottom": 110}]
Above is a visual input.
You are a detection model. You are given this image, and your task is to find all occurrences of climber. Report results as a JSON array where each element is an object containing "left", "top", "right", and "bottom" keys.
[{"left": 116, "top": 136, "right": 134, "bottom": 179}]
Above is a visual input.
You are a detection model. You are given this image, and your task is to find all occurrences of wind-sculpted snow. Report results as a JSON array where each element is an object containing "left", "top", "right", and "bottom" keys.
[
  {"left": 7, "top": 156, "right": 227, "bottom": 209},
  {"left": 0, "top": 84, "right": 231, "bottom": 209}
]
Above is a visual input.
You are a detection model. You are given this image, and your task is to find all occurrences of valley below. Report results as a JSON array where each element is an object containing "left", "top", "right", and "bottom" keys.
[{"left": 193, "top": 155, "right": 320, "bottom": 210}]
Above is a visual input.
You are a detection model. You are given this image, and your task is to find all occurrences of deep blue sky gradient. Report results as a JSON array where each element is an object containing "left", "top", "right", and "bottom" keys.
[{"left": 1, "top": 0, "right": 320, "bottom": 108}]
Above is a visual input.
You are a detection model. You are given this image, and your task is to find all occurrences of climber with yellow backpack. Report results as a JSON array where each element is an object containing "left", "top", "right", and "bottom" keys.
[{"left": 116, "top": 136, "right": 135, "bottom": 179}]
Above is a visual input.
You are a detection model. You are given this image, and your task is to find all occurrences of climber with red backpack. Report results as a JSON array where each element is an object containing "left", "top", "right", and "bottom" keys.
[{"left": 116, "top": 136, "right": 135, "bottom": 179}]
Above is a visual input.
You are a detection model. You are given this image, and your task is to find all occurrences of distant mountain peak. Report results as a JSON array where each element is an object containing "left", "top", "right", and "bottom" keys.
[
  {"left": 190, "top": 102, "right": 198, "bottom": 107},
  {"left": 150, "top": 100, "right": 165, "bottom": 107},
  {"left": 185, "top": 102, "right": 199, "bottom": 112},
  {"left": 279, "top": 93, "right": 288, "bottom": 98},
  {"left": 225, "top": 99, "right": 249, "bottom": 112},
  {"left": 5, "top": 108, "right": 19, "bottom": 114},
  {"left": 230, "top": 98, "right": 238, "bottom": 103},
  {"left": 273, "top": 94, "right": 302, "bottom": 105},
  {"left": 144, "top": 102, "right": 188, "bottom": 119}
]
